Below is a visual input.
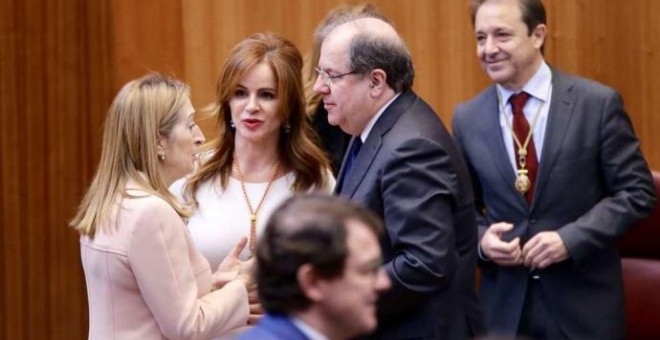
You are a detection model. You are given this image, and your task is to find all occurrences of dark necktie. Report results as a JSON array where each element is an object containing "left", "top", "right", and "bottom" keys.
[
  {"left": 337, "top": 138, "right": 362, "bottom": 192},
  {"left": 511, "top": 92, "right": 538, "bottom": 203}
]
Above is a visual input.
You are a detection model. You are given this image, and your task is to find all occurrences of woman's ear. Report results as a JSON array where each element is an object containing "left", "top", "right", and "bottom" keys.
[{"left": 156, "top": 135, "right": 168, "bottom": 159}]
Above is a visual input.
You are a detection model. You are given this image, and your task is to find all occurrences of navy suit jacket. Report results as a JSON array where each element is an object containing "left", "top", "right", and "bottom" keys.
[
  {"left": 337, "top": 90, "right": 483, "bottom": 339},
  {"left": 452, "top": 69, "right": 657, "bottom": 338},
  {"left": 237, "top": 314, "right": 309, "bottom": 340}
]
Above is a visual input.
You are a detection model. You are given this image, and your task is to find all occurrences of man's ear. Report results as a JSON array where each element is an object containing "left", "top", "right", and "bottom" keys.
[
  {"left": 368, "top": 69, "right": 387, "bottom": 95},
  {"left": 297, "top": 264, "right": 325, "bottom": 302},
  {"left": 532, "top": 24, "right": 547, "bottom": 49}
]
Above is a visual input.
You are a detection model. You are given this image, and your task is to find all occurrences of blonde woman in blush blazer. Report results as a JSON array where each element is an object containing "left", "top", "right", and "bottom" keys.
[{"left": 71, "top": 74, "right": 255, "bottom": 339}]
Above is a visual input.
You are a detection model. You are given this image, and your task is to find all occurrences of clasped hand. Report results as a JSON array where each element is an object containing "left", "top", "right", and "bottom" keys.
[{"left": 480, "top": 222, "right": 569, "bottom": 270}]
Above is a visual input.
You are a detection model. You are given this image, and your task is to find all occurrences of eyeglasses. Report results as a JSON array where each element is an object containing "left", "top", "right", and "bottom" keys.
[{"left": 315, "top": 67, "right": 356, "bottom": 87}]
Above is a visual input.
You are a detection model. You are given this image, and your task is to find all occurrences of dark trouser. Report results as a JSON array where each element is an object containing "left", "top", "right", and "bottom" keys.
[{"left": 517, "top": 278, "right": 567, "bottom": 339}]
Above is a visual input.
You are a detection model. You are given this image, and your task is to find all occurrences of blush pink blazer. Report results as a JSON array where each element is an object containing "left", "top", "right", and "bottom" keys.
[{"left": 80, "top": 187, "right": 249, "bottom": 339}]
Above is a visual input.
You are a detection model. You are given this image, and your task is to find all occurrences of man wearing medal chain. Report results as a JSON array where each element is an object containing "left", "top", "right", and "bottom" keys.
[{"left": 452, "top": 0, "right": 656, "bottom": 338}]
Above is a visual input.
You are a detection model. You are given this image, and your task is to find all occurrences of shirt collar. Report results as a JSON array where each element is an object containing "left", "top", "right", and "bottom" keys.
[
  {"left": 359, "top": 92, "right": 402, "bottom": 142},
  {"left": 291, "top": 316, "right": 330, "bottom": 340},
  {"left": 497, "top": 61, "right": 552, "bottom": 103}
]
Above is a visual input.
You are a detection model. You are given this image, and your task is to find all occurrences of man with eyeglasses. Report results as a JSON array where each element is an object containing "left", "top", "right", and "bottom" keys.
[{"left": 313, "top": 17, "right": 484, "bottom": 339}]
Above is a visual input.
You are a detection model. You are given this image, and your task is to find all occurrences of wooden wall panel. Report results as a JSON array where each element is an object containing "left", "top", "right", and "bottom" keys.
[
  {"left": 156, "top": 0, "right": 492, "bottom": 139},
  {"left": 547, "top": 0, "right": 660, "bottom": 169},
  {"left": 0, "top": 0, "right": 113, "bottom": 339},
  {"left": 142, "top": 0, "right": 659, "bottom": 169},
  {"left": 1, "top": 1, "right": 658, "bottom": 339},
  {"left": 113, "top": 0, "right": 185, "bottom": 87}
]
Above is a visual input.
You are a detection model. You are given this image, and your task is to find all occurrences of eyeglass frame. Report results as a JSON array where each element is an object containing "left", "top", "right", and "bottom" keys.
[{"left": 315, "top": 67, "right": 357, "bottom": 87}]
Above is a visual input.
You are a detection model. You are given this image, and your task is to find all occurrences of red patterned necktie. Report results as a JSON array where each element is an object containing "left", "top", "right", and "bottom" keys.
[{"left": 510, "top": 92, "right": 538, "bottom": 203}]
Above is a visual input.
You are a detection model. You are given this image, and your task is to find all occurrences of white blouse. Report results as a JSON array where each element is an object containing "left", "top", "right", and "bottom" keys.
[{"left": 171, "top": 172, "right": 334, "bottom": 268}]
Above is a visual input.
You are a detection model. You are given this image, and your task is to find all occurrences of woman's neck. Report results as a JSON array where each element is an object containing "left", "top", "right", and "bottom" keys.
[{"left": 233, "top": 140, "right": 282, "bottom": 182}]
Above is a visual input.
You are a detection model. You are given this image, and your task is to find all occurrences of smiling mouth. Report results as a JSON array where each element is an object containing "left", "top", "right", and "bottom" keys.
[{"left": 485, "top": 58, "right": 507, "bottom": 65}]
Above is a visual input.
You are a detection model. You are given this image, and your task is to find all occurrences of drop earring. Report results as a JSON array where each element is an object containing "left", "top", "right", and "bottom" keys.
[
  {"left": 284, "top": 122, "right": 291, "bottom": 135},
  {"left": 229, "top": 120, "right": 236, "bottom": 131},
  {"left": 158, "top": 151, "right": 165, "bottom": 160}
]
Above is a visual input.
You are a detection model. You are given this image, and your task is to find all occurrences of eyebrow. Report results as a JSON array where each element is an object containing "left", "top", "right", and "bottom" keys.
[
  {"left": 235, "top": 84, "right": 277, "bottom": 91},
  {"left": 319, "top": 66, "right": 342, "bottom": 74}
]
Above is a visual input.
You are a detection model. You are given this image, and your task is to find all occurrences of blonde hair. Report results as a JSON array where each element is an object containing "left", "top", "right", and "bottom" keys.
[
  {"left": 70, "top": 74, "right": 191, "bottom": 237},
  {"left": 184, "top": 32, "right": 330, "bottom": 206},
  {"left": 303, "top": 3, "right": 388, "bottom": 115}
]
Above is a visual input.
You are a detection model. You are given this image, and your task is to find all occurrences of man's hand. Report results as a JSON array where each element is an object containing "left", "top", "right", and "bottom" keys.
[
  {"left": 481, "top": 222, "right": 523, "bottom": 266},
  {"left": 522, "top": 231, "right": 569, "bottom": 270}
]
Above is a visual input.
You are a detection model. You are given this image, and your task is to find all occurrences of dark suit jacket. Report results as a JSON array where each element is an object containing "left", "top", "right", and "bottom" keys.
[
  {"left": 452, "top": 69, "right": 657, "bottom": 338},
  {"left": 237, "top": 314, "right": 308, "bottom": 340},
  {"left": 337, "top": 90, "right": 483, "bottom": 339}
]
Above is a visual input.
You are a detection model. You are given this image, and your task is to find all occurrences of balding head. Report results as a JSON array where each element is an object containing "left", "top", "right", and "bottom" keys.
[
  {"left": 313, "top": 16, "right": 414, "bottom": 135},
  {"left": 349, "top": 17, "right": 400, "bottom": 42},
  {"left": 323, "top": 17, "right": 414, "bottom": 93}
]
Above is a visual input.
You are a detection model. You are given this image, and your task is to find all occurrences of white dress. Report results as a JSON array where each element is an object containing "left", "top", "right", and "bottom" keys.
[{"left": 170, "top": 171, "right": 334, "bottom": 267}]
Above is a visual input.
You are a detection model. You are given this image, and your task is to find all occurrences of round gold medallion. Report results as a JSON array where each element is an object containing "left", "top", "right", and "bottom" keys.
[{"left": 515, "top": 173, "right": 530, "bottom": 194}]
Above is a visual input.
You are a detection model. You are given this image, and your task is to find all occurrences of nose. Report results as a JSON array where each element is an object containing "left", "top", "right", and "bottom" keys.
[
  {"left": 375, "top": 268, "right": 391, "bottom": 292},
  {"left": 245, "top": 94, "right": 259, "bottom": 113},
  {"left": 482, "top": 36, "right": 499, "bottom": 56},
  {"left": 312, "top": 74, "right": 329, "bottom": 95},
  {"left": 193, "top": 126, "right": 205, "bottom": 146}
]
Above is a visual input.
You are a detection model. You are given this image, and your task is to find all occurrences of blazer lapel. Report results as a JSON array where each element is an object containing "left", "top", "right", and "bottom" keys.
[
  {"left": 481, "top": 86, "right": 529, "bottom": 207},
  {"left": 340, "top": 91, "right": 417, "bottom": 198},
  {"left": 531, "top": 70, "right": 577, "bottom": 210}
]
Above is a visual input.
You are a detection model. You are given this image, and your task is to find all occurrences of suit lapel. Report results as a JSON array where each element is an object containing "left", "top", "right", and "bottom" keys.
[
  {"left": 531, "top": 70, "right": 577, "bottom": 210},
  {"left": 481, "top": 86, "right": 529, "bottom": 207},
  {"left": 340, "top": 91, "right": 417, "bottom": 198}
]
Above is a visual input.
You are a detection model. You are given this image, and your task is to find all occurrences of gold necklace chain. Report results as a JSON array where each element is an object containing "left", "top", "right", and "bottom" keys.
[
  {"left": 233, "top": 154, "right": 281, "bottom": 255},
  {"left": 496, "top": 82, "right": 552, "bottom": 195},
  {"left": 496, "top": 83, "right": 552, "bottom": 163}
]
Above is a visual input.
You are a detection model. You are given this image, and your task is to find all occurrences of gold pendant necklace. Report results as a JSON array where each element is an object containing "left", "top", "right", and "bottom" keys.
[
  {"left": 496, "top": 82, "right": 552, "bottom": 195},
  {"left": 233, "top": 154, "right": 281, "bottom": 255}
]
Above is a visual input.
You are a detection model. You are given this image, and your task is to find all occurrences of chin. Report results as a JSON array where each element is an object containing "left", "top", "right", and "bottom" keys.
[
  {"left": 361, "top": 319, "right": 377, "bottom": 333},
  {"left": 486, "top": 66, "right": 511, "bottom": 82},
  {"left": 327, "top": 115, "right": 341, "bottom": 127},
  {"left": 489, "top": 74, "right": 512, "bottom": 86}
]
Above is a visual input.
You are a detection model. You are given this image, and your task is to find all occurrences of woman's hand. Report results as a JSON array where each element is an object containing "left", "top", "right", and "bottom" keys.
[
  {"left": 246, "top": 282, "right": 264, "bottom": 324},
  {"left": 211, "top": 237, "right": 247, "bottom": 289}
]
